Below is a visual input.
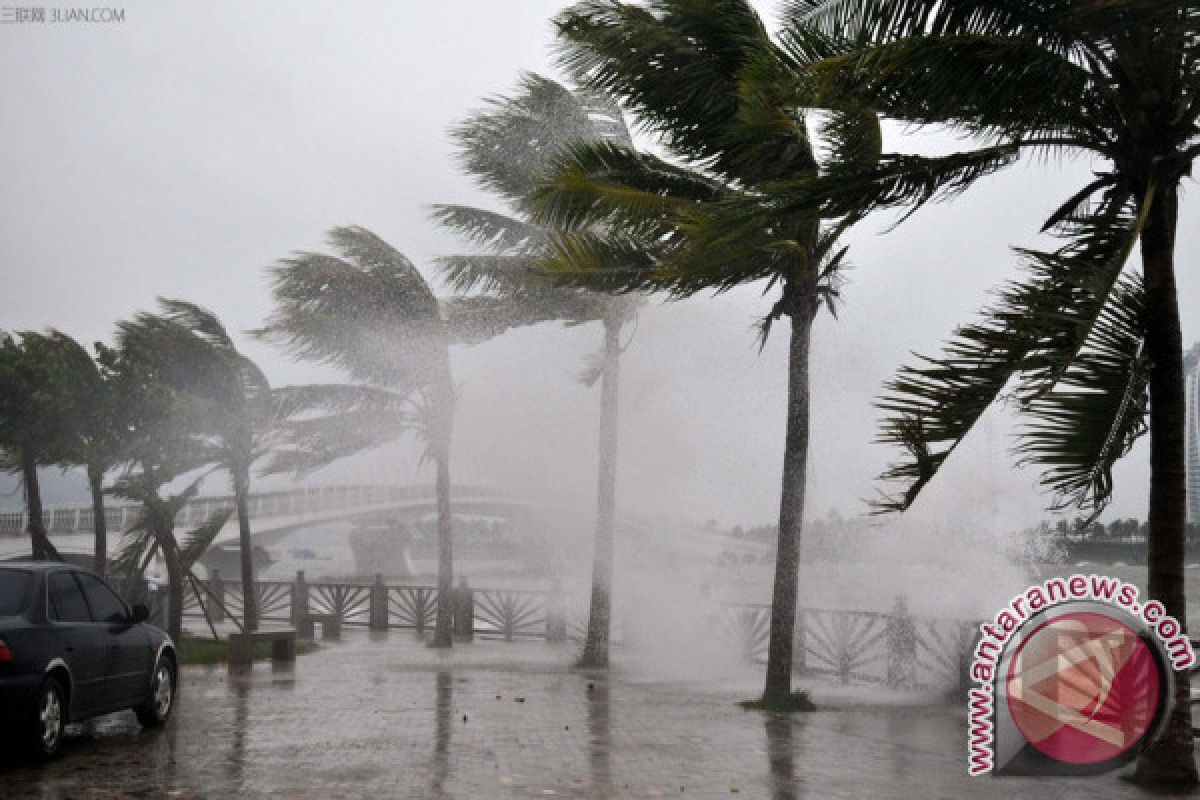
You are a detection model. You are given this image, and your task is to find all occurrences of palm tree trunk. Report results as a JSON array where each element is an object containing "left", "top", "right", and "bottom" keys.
[
  {"left": 20, "top": 452, "right": 54, "bottom": 561},
  {"left": 431, "top": 372, "right": 457, "bottom": 648},
  {"left": 158, "top": 522, "right": 184, "bottom": 642},
  {"left": 233, "top": 463, "right": 258, "bottom": 632},
  {"left": 1134, "top": 184, "right": 1197, "bottom": 787},
  {"left": 580, "top": 317, "right": 621, "bottom": 668},
  {"left": 762, "top": 304, "right": 814, "bottom": 702},
  {"left": 88, "top": 464, "right": 107, "bottom": 576},
  {"left": 431, "top": 452, "right": 455, "bottom": 647}
]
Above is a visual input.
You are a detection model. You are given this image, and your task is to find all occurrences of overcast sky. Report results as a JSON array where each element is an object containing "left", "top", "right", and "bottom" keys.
[{"left": 1, "top": 1, "right": 1196, "bottom": 533}]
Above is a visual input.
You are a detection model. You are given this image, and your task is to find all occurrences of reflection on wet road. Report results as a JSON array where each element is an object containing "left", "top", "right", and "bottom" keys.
[{"left": 0, "top": 632, "right": 1165, "bottom": 798}]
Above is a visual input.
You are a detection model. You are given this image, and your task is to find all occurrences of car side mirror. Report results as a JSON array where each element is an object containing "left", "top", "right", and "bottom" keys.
[{"left": 130, "top": 603, "right": 149, "bottom": 624}]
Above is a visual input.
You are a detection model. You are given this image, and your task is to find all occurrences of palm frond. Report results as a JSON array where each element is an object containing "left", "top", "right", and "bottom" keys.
[
  {"left": 1016, "top": 275, "right": 1148, "bottom": 514},
  {"left": 554, "top": 0, "right": 816, "bottom": 183},
  {"left": 873, "top": 189, "right": 1148, "bottom": 513},
  {"left": 179, "top": 508, "right": 234, "bottom": 571},
  {"left": 430, "top": 205, "right": 547, "bottom": 255},
  {"left": 258, "top": 226, "right": 446, "bottom": 389}
]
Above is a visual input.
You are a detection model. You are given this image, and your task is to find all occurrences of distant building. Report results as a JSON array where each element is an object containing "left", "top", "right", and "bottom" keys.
[{"left": 1187, "top": 343, "right": 1200, "bottom": 525}]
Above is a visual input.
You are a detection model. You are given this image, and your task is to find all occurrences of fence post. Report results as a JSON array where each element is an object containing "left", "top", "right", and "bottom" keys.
[
  {"left": 793, "top": 608, "right": 807, "bottom": 673},
  {"left": 453, "top": 577, "right": 474, "bottom": 642},
  {"left": 957, "top": 622, "right": 981, "bottom": 699},
  {"left": 369, "top": 573, "right": 389, "bottom": 632},
  {"left": 291, "top": 570, "right": 309, "bottom": 631},
  {"left": 208, "top": 569, "right": 225, "bottom": 624},
  {"left": 885, "top": 596, "right": 917, "bottom": 690},
  {"left": 545, "top": 579, "right": 567, "bottom": 643}
]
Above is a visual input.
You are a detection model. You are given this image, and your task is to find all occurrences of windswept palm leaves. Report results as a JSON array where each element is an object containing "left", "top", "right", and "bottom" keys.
[
  {"left": 259, "top": 226, "right": 464, "bottom": 647},
  {"left": 776, "top": 0, "right": 1200, "bottom": 782},
  {"left": 103, "top": 318, "right": 229, "bottom": 642},
  {"left": 539, "top": 0, "right": 880, "bottom": 701},
  {"left": 435, "top": 73, "right": 644, "bottom": 667},
  {"left": 117, "top": 299, "right": 278, "bottom": 631},
  {"left": 0, "top": 331, "right": 95, "bottom": 562}
]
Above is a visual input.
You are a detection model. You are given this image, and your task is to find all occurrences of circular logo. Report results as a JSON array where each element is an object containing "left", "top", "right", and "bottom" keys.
[{"left": 1006, "top": 611, "right": 1163, "bottom": 765}]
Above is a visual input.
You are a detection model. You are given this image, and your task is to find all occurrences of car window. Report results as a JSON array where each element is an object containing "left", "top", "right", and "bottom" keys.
[
  {"left": 47, "top": 572, "right": 92, "bottom": 623},
  {"left": 76, "top": 573, "right": 128, "bottom": 624},
  {"left": 0, "top": 569, "right": 32, "bottom": 615}
]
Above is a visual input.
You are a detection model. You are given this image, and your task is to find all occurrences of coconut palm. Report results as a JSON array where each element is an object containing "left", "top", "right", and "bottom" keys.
[
  {"left": 102, "top": 323, "right": 230, "bottom": 642},
  {"left": 538, "top": 0, "right": 880, "bottom": 702},
  {"left": 0, "top": 331, "right": 93, "bottom": 561},
  {"left": 434, "top": 73, "right": 644, "bottom": 667},
  {"left": 259, "top": 226, "right": 463, "bottom": 647},
  {"left": 115, "top": 299, "right": 277, "bottom": 631},
  {"left": 770, "top": 0, "right": 1200, "bottom": 781},
  {"left": 50, "top": 334, "right": 125, "bottom": 576}
]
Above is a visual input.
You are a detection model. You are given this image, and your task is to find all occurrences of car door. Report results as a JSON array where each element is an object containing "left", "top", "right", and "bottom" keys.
[
  {"left": 46, "top": 570, "right": 110, "bottom": 717},
  {"left": 76, "top": 572, "right": 150, "bottom": 708}
]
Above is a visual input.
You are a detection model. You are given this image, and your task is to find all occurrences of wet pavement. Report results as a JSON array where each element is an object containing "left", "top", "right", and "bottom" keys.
[{"left": 0, "top": 631, "right": 1183, "bottom": 799}]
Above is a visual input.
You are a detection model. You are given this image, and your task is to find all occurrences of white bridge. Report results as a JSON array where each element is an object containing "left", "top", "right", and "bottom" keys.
[{"left": 0, "top": 483, "right": 771, "bottom": 566}]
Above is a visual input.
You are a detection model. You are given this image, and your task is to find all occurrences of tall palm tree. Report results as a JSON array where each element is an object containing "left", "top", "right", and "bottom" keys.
[
  {"left": 117, "top": 299, "right": 277, "bottom": 632},
  {"left": 772, "top": 0, "right": 1200, "bottom": 782},
  {"left": 53, "top": 334, "right": 124, "bottom": 576},
  {"left": 259, "top": 226, "right": 462, "bottom": 647},
  {"left": 538, "top": 0, "right": 879, "bottom": 703},
  {"left": 0, "top": 331, "right": 90, "bottom": 562},
  {"left": 103, "top": 322, "right": 229, "bottom": 642},
  {"left": 434, "top": 73, "right": 644, "bottom": 667}
]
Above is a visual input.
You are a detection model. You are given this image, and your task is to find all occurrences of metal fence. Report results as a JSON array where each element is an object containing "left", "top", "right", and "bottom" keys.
[
  {"left": 178, "top": 573, "right": 978, "bottom": 690},
  {"left": 720, "top": 600, "right": 978, "bottom": 691}
]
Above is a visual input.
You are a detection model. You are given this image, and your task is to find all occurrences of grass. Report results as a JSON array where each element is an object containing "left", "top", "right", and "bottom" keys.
[
  {"left": 738, "top": 690, "right": 817, "bottom": 713},
  {"left": 177, "top": 635, "right": 319, "bottom": 666}
]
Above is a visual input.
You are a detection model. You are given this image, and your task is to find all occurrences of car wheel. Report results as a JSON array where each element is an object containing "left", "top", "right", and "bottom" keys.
[
  {"left": 30, "top": 676, "right": 66, "bottom": 758},
  {"left": 134, "top": 658, "right": 175, "bottom": 728}
]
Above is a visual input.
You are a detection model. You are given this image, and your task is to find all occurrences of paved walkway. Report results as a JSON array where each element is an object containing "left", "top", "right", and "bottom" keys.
[{"left": 0, "top": 632, "right": 1186, "bottom": 799}]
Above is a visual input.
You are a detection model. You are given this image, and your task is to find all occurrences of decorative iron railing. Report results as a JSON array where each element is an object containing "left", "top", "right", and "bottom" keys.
[{"left": 173, "top": 573, "right": 978, "bottom": 691}]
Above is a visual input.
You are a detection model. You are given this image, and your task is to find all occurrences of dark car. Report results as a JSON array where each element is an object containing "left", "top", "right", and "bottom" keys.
[{"left": 0, "top": 562, "right": 177, "bottom": 758}]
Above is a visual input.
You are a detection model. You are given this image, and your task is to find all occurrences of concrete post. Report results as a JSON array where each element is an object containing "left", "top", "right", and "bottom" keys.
[
  {"left": 291, "top": 570, "right": 308, "bottom": 630},
  {"left": 545, "top": 579, "right": 567, "bottom": 643},
  {"left": 885, "top": 596, "right": 917, "bottom": 690},
  {"left": 369, "top": 573, "right": 389, "bottom": 632},
  {"left": 793, "top": 608, "right": 807, "bottom": 673}
]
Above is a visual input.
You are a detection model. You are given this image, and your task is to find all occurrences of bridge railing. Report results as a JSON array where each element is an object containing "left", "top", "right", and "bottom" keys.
[
  {"left": 178, "top": 573, "right": 978, "bottom": 690},
  {"left": 0, "top": 484, "right": 508, "bottom": 537}
]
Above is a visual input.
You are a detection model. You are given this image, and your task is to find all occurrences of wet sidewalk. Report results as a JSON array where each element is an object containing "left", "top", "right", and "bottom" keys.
[{"left": 0, "top": 631, "right": 1177, "bottom": 799}]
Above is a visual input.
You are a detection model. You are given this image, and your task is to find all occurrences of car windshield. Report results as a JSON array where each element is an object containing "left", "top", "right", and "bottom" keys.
[{"left": 0, "top": 569, "right": 32, "bottom": 615}]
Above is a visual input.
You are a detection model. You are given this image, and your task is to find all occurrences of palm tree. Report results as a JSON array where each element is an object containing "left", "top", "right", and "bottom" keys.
[
  {"left": 773, "top": 0, "right": 1200, "bottom": 782},
  {"left": 539, "top": 0, "right": 879, "bottom": 703},
  {"left": 0, "top": 331, "right": 91, "bottom": 562},
  {"left": 116, "top": 300, "right": 277, "bottom": 632},
  {"left": 102, "top": 322, "right": 230, "bottom": 642},
  {"left": 434, "top": 73, "right": 644, "bottom": 667},
  {"left": 53, "top": 334, "right": 125, "bottom": 576},
  {"left": 259, "top": 226, "right": 462, "bottom": 647}
]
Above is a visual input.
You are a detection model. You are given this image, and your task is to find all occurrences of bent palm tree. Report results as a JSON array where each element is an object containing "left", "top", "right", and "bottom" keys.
[
  {"left": 435, "top": 73, "right": 643, "bottom": 667},
  {"left": 117, "top": 299, "right": 277, "bottom": 631},
  {"left": 104, "top": 319, "right": 229, "bottom": 642},
  {"left": 259, "top": 226, "right": 461, "bottom": 647},
  {"left": 541, "top": 0, "right": 879, "bottom": 701},
  {"left": 0, "top": 331, "right": 89, "bottom": 562},
  {"left": 776, "top": 0, "right": 1200, "bottom": 782}
]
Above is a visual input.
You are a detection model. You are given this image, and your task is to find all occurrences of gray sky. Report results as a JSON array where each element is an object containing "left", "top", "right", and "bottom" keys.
[{"left": 1, "top": 1, "right": 1196, "bottom": 532}]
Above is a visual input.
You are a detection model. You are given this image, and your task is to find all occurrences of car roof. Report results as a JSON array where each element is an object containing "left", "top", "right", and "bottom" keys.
[{"left": 0, "top": 561, "right": 93, "bottom": 573}]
